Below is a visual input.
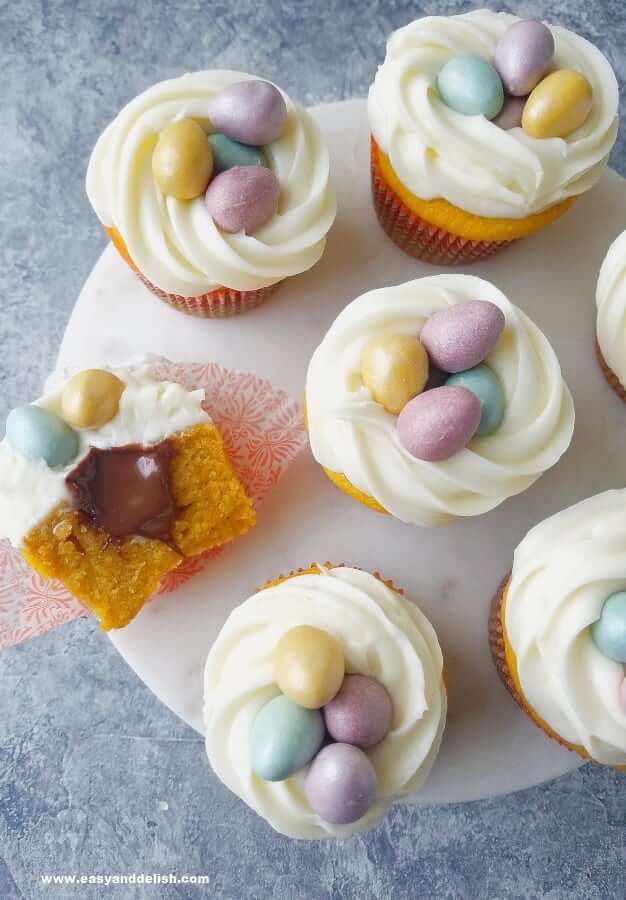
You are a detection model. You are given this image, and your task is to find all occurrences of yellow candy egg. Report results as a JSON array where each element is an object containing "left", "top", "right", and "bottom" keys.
[
  {"left": 361, "top": 334, "right": 429, "bottom": 415},
  {"left": 274, "top": 625, "right": 345, "bottom": 709},
  {"left": 152, "top": 119, "right": 213, "bottom": 199},
  {"left": 522, "top": 69, "right": 593, "bottom": 139},
  {"left": 61, "top": 370, "right": 125, "bottom": 429}
]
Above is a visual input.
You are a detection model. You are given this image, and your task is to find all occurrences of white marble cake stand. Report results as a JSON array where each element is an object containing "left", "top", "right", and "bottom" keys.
[{"left": 57, "top": 100, "right": 626, "bottom": 804}]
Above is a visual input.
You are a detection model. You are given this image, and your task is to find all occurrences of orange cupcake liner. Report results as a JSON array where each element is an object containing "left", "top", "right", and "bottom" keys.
[
  {"left": 595, "top": 339, "right": 626, "bottom": 403},
  {"left": 370, "top": 137, "right": 576, "bottom": 266},
  {"left": 107, "top": 227, "right": 281, "bottom": 318},
  {"left": 490, "top": 577, "right": 626, "bottom": 770}
]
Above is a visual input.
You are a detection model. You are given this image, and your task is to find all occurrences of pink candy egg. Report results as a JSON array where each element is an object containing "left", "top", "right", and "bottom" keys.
[
  {"left": 494, "top": 20, "right": 555, "bottom": 97},
  {"left": 324, "top": 675, "right": 393, "bottom": 749},
  {"left": 493, "top": 96, "right": 526, "bottom": 130},
  {"left": 207, "top": 80, "right": 287, "bottom": 146},
  {"left": 420, "top": 300, "right": 505, "bottom": 374},
  {"left": 397, "top": 386, "right": 481, "bottom": 462},
  {"left": 205, "top": 165, "right": 280, "bottom": 234},
  {"left": 305, "top": 743, "right": 377, "bottom": 825}
]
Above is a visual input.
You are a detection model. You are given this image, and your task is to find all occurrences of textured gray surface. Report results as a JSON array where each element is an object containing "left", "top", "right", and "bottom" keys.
[{"left": 1, "top": 1, "right": 625, "bottom": 898}]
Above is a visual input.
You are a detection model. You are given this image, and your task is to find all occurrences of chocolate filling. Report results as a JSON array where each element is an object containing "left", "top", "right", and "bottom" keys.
[{"left": 66, "top": 441, "right": 179, "bottom": 549}]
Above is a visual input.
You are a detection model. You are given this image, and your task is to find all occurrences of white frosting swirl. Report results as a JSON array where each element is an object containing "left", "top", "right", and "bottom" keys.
[
  {"left": 0, "top": 366, "right": 209, "bottom": 547},
  {"left": 505, "top": 490, "right": 626, "bottom": 766},
  {"left": 204, "top": 566, "right": 446, "bottom": 839},
  {"left": 306, "top": 275, "right": 574, "bottom": 527},
  {"left": 87, "top": 71, "right": 336, "bottom": 295},
  {"left": 596, "top": 230, "right": 626, "bottom": 389},
  {"left": 368, "top": 9, "right": 619, "bottom": 218}
]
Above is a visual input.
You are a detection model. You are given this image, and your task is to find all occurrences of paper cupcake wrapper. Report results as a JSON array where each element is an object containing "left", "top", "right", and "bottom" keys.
[
  {"left": 595, "top": 339, "right": 626, "bottom": 403},
  {"left": 0, "top": 357, "right": 307, "bottom": 650},
  {"left": 107, "top": 226, "right": 280, "bottom": 318},
  {"left": 371, "top": 147, "right": 516, "bottom": 266}
]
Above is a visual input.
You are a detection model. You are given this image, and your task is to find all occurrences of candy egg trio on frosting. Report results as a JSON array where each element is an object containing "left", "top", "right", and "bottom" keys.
[
  {"left": 368, "top": 10, "right": 618, "bottom": 264},
  {"left": 306, "top": 275, "right": 575, "bottom": 527},
  {"left": 0, "top": 366, "right": 255, "bottom": 630},
  {"left": 86, "top": 72, "right": 336, "bottom": 317},
  {"left": 204, "top": 565, "right": 447, "bottom": 839}
]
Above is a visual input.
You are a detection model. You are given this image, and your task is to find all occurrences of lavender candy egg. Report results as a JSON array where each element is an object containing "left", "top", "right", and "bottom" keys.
[
  {"left": 494, "top": 20, "right": 555, "bottom": 97},
  {"left": 324, "top": 675, "right": 393, "bottom": 749},
  {"left": 397, "top": 386, "right": 481, "bottom": 462},
  {"left": 493, "top": 96, "right": 526, "bottom": 130},
  {"left": 420, "top": 300, "right": 506, "bottom": 374},
  {"left": 305, "top": 744, "right": 377, "bottom": 825},
  {"left": 207, "top": 80, "right": 287, "bottom": 146},
  {"left": 205, "top": 165, "right": 280, "bottom": 234}
]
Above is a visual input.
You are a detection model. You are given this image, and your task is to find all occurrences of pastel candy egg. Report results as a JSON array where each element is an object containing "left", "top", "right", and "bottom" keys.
[
  {"left": 274, "top": 625, "right": 345, "bottom": 709},
  {"left": 522, "top": 70, "right": 593, "bottom": 139},
  {"left": 420, "top": 301, "right": 506, "bottom": 373},
  {"left": 250, "top": 695, "right": 325, "bottom": 782},
  {"left": 205, "top": 165, "right": 280, "bottom": 234},
  {"left": 493, "top": 96, "right": 526, "bottom": 130},
  {"left": 207, "top": 80, "right": 287, "bottom": 146},
  {"left": 446, "top": 365, "right": 504, "bottom": 436},
  {"left": 494, "top": 20, "right": 555, "bottom": 97},
  {"left": 61, "top": 370, "right": 125, "bottom": 430},
  {"left": 152, "top": 119, "right": 213, "bottom": 200},
  {"left": 361, "top": 334, "right": 429, "bottom": 415},
  {"left": 436, "top": 54, "right": 504, "bottom": 120},
  {"left": 591, "top": 592, "right": 626, "bottom": 663},
  {"left": 6, "top": 405, "right": 78, "bottom": 467},
  {"left": 397, "top": 386, "right": 481, "bottom": 462},
  {"left": 208, "top": 133, "right": 268, "bottom": 176},
  {"left": 305, "top": 743, "right": 377, "bottom": 825},
  {"left": 323, "top": 675, "right": 393, "bottom": 749}
]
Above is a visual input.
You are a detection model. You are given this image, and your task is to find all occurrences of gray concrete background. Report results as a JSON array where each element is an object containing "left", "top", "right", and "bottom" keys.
[{"left": 1, "top": 1, "right": 625, "bottom": 898}]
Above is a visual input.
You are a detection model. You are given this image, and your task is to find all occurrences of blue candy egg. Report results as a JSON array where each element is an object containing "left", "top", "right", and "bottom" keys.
[
  {"left": 591, "top": 592, "right": 626, "bottom": 663},
  {"left": 250, "top": 694, "right": 325, "bottom": 782},
  {"left": 446, "top": 365, "right": 504, "bottom": 435},
  {"left": 6, "top": 405, "right": 79, "bottom": 467},
  {"left": 208, "top": 133, "right": 268, "bottom": 176},
  {"left": 437, "top": 54, "right": 504, "bottom": 120}
]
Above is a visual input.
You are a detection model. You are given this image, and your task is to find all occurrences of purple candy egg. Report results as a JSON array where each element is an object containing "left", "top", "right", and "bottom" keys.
[
  {"left": 493, "top": 95, "right": 526, "bottom": 130},
  {"left": 205, "top": 165, "right": 280, "bottom": 234},
  {"left": 420, "top": 300, "right": 505, "bottom": 373},
  {"left": 397, "top": 386, "right": 481, "bottom": 462},
  {"left": 494, "top": 20, "right": 555, "bottom": 97},
  {"left": 305, "top": 743, "right": 377, "bottom": 825},
  {"left": 207, "top": 80, "right": 287, "bottom": 146},
  {"left": 324, "top": 675, "right": 393, "bottom": 749}
]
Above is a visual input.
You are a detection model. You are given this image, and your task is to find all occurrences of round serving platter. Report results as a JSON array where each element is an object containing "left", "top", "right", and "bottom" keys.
[{"left": 57, "top": 99, "right": 626, "bottom": 803}]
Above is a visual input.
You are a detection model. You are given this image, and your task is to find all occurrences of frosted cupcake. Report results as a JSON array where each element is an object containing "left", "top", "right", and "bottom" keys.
[
  {"left": 204, "top": 564, "right": 446, "bottom": 839},
  {"left": 0, "top": 365, "right": 255, "bottom": 629},
  {"left": 87, "top": 72, "right": 336, "bottom": 317},
  {"left": 368, "top": 10, "right": 618, "bottom": 264},
  {"left": 306, "top": 275, "right": 574, "bottom": 527},
  {"left": 490, "top": 490, "right": 626, "bottom": 769},
  {"left": 596, "top": 230, "right": 626, "bottom": 401}
]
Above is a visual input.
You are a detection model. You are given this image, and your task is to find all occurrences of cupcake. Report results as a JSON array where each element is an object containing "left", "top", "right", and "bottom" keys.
[
  {"left": 596, "top": 230, "right": 626, "bottom": 401},
  {"left": 87, "top": 72, "right": 336, "bottom": 317},
  {"left": 0, "top": 365, "right": 255, "bottom": 629},
  {"left": 306, "top": 274, "right": 574, "bottom": 527},
  {"left": 204, "top": 564, "right": 446, "bottom": 839},
  {"left": 489, "top": 490, "right": 626, "bottom": 769},
  {"left": 368, "top": 10, "right": 618, "bottom": 264}
]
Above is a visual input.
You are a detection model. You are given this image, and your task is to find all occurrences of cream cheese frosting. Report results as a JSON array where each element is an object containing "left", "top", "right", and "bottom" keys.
[
  {"left": 0, "top": 366, "right": 209, "bottom": 547},
  {"left": 505, "top": 490, "right": 626, "bottom": 766},
  {"left": 204, "top": 566, "right": 446, "bottom": 839},
  {"left": 87, "top": 70, "right": 336, "bottom": 295},
  {"left": 306, "top": 275, "right": 574, "bottom": 527},
  {"left": 368, "top": 9, "right": 619, "bottom": 219},
  {"left": 596, "top": 230, "right": 626, "bottom": 389}
]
